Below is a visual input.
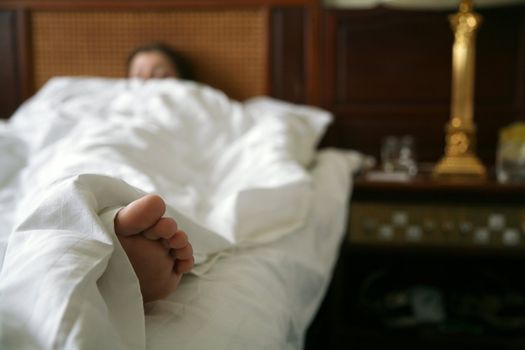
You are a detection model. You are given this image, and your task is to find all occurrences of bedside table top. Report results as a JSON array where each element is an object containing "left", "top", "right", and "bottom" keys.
[{"left": 354, "top": 164, "right": 525, "bottom": 203}]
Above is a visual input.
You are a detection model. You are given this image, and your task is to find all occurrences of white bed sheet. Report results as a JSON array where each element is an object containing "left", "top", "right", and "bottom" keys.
[
  {"left": 144, "top": 150, "right": 359, "bottom": 350},
  {"left": 0, "top": 78, "right": 365, "bottom": 349}
]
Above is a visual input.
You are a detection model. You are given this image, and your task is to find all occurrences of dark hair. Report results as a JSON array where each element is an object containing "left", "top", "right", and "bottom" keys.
[{"left": 127, "top": 42, "right": 196, "bottom": 81}]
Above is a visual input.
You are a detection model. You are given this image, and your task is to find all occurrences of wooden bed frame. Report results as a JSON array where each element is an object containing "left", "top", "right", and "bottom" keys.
[{"left": 1, "top": 0, "right": 524, "bottom": 164}]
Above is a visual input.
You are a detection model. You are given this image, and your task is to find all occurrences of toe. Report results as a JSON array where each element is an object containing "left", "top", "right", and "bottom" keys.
[
  {"left": 114, "top": 194, "right": 166, "bottom": 236},
  {"left": 143, "top": 217, "right": 178, "bottom": 240},
  {"left": 174, "top": 256, "right": 194, "bottom": 274},
  {"left": 164, "top": 230, "right": 189, "bottom": 249},
  {"left": 170, "top": 242, "right": 193, "bottom": 260}
]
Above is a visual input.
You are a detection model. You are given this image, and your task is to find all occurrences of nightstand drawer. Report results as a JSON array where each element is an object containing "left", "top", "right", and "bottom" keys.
[{"left": 349, "top": 201, "right": 525, "bottom": 248}]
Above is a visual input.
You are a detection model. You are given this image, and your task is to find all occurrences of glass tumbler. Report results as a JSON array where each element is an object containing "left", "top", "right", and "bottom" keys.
[{"left": 381, "top": 136, "right": 399, "bottom": 172}]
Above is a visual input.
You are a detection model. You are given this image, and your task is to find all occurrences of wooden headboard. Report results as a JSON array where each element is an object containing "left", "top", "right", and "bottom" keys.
[
  {"left": 0, "top": 0, "right": 320, "bottom": 118},
  {"left": 30, "top": 9, "right": 268, "bottom": 100},
  {"left": 2, "top": 0, "right": 524, "bottom": 165}
]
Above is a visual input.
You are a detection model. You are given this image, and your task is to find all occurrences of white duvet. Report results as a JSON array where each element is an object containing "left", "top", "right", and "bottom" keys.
[{"left": 0, "top": 78, "right": 365, "bottom": 349}]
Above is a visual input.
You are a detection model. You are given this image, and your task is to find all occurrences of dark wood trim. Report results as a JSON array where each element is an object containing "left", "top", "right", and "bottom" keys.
[
  {"left": 518, "top": 10, "right": 525, "bottom": 120},
  {"left": 16, "top": 8, "right": 32, "bottom": 100},
  {"left": 303, "top": 2, "right": 320, "bottom": 106},
  {"left": 269, "top": 8, "right": 285, "bottom": 99},
  {"left": 354, "top": 176, "right": 525, "bottom": 196},
  {"left": 321, "top": 9, "right": 336, "bottom": 109},
  {"left": 0, "top": 0, "right": 318, "bottom": 10},
  {"left": 263, "top": 6, "right": 272, "bottom": 96},
  {"left": 352, "top": 166, "right": 525, "bottom": 204},
  {"left": 0, "top": 10, "right": 19, "bottom": 119},
  {"left": 269, "top": 6, "right": 307, "bottom": 103}
]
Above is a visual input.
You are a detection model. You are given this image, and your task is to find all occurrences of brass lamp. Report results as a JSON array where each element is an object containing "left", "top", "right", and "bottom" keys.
[{"left": 433, "top": 0, "right": 487, "bottom": 179}]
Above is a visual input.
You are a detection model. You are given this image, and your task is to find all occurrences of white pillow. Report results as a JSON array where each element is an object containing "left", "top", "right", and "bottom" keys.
[{"left": 243, "top": 97, "right": 332, "bottom": 166}]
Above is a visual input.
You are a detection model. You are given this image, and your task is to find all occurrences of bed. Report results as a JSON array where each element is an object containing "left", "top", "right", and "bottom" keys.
[{"left": 0, "top": 1, "right": 366, "bottom": 349}]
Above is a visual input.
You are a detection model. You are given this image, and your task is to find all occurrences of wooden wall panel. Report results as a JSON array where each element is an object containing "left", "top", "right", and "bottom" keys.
[
  {"left": 321, "top": 5, "right": 525, "bottom": 165},
  {"left": 270, "top": 7, "right": 306, "bottom": 104}
]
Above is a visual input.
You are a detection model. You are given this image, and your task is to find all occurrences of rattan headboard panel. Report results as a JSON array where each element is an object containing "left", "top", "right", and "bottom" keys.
[{"left": 31, "top": 9, "right": 268, "bottom": 100}]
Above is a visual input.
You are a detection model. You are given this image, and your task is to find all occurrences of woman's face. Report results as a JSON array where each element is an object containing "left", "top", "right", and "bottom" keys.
[{"left": 128, "top": 51, "right": 178, "bottom": 79}]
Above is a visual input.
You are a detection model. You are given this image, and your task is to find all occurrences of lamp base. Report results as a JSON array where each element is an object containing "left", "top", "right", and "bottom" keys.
[{"left": 433, "top": 154, "right": 486, "bottom": 179}]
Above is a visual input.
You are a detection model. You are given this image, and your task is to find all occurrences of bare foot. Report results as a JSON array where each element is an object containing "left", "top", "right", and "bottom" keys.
[{"left": 114, "top": 194, "right": 194, "bottom": 303}]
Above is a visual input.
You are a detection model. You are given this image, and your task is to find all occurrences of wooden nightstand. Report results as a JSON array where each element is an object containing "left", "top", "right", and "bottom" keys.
[
  {"left": 307, "top": 169, "right": 525, "bottom": 350},
  {"left": 349, "top": 171, "right": 525, "bottom": 254}
]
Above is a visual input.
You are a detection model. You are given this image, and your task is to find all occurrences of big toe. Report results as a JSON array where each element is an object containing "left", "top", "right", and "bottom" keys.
[{"left": 114, "top": 194, "right": 166, "bottom": 236}]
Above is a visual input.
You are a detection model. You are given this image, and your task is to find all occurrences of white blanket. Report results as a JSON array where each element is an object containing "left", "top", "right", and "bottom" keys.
[{"left": 0, "top": 78, "right": 365, "bottom": 349}]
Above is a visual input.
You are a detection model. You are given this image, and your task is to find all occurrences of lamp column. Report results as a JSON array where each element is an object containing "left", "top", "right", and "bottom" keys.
[{"left": 433, "top": 0, "right": 486, "bottom": 178}]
